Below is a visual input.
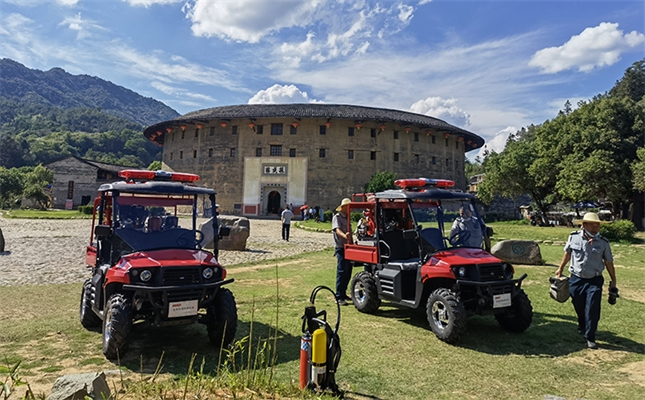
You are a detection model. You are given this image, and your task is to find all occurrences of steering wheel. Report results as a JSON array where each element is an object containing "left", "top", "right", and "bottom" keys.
[
  {"left": 177, "top": 230, "right": 204, "bottom": 247},
  {"left": 449, "top": 230, "right": 471, "bottom": 247}
]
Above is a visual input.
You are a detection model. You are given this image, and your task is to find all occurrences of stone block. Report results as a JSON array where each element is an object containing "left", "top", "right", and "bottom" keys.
[
  {"left": 47, "top": 372, "right": 110, "bottom": 400},
  {"left": 491, "top": 240, "right": 543, "bottom": 265},
  {"left": 199, "top": 215, "right": 250, "bottom": 251}
]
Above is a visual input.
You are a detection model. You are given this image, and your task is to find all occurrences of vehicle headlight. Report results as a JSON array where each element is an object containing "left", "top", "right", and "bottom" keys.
[
  {"left": 458, "top": 267, "right": 467, "bottom": 277},
  {"left": 140, "top": 269, "right": 152, "bottom": 282},
  {"left": 203, "top": 267, "right": 214, "bottom": 279}
]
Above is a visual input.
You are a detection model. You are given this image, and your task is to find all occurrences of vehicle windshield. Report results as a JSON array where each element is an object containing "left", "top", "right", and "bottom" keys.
[
  {"left": 411, "top": 198, "right": 485, "bottom": 249},
  {"left": 113, "top": 194, "right": 202, "bottom": 251}
]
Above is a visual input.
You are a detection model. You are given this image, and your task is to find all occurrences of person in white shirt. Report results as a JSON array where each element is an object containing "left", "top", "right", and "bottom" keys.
[{"left": 281, "top": 205, "right": 294, "bottom": 241}]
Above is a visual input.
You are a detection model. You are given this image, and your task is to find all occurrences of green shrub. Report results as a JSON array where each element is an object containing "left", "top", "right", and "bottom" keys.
[
  {"left": 600, "top": 220, "right": 636, "bottom": 242},
  {"left": 77, "top": 205, "right": 94, "bottom": 214},
  {"left": 350, "top": 212, "right": 363, "bottom": 222},
  {"left": 323, "top": 210, "right": 333, "bottom": 222}
]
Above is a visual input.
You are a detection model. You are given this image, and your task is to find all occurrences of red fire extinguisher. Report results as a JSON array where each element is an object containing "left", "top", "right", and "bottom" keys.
[{"left": 299, "top": 332, "right": 311, "bottom": 389}]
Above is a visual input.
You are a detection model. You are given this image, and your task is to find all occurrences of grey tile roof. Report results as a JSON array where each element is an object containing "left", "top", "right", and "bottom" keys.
[{"left": 143, "top": 103, "right": 484, "bottom": 150}]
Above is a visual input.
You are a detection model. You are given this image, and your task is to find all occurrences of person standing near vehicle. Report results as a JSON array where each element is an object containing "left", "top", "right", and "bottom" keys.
[
  {"left": 555, "top": 212, "right": 617, "bottom": 349},
  {"left": 281, "top": 205, "right": 294, "bottom": 241},
  {"left": 449, "top": 206, "right": 484, "bottom": 247},
  {"left": 332, "top": 198, "right": 353, "bottom": 305}
]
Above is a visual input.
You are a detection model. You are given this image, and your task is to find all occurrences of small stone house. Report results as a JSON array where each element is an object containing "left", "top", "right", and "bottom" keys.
[{"left": 45, "top": 157, "right": 131, "bottom": 209}]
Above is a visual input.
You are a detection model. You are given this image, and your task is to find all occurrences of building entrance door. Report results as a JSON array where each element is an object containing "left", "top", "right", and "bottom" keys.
[{"left": 267, "top": 190, "right": 281, "bottom": 215}]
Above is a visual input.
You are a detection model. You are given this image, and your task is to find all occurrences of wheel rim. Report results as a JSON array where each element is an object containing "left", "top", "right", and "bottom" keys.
[
  {"left": 431, "top": 301, "right": 449, "bottom": 330},
  {"left": 103, "top": 309, "right": 112, "bottom": 348},
  {"left": 353, "top": 281, "right": 366, "bottom": 304}
]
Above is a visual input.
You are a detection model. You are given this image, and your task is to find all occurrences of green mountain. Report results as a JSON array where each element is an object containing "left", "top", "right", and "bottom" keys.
[
  {"left": 0, "top": 58, "right": 179, "bottom": 126},
  {"left": 0, "top": 59, "right": 179, "bottom": 169}
]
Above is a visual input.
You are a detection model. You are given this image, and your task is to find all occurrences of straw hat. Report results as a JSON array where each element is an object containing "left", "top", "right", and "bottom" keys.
[
  {"left": 582, "top": 212, "right": 603, "bottom": 223},
  {"left": 335, "top": 198, "right": 351, "bottom": 212}
]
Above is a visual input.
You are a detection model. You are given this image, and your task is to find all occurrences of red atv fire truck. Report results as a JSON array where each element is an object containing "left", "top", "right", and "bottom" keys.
[
  {"left": 80, "top": 169, "right": 237, "bottom": 359},
  {"left": 344, "top": 178, "right": 532, "bottom": 343}
]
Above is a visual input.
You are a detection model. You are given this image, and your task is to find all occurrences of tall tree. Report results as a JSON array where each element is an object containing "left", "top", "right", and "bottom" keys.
[{"left": 365, "top": 171, "right": 397, "bottom": 193}]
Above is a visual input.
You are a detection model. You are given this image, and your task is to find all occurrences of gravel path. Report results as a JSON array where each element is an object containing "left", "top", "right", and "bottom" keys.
[{"left": 0, "top": 216, "right": 332, "bottom": 286}]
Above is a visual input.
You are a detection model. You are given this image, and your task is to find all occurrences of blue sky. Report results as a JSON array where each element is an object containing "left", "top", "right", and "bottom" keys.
[{"left": 1, "top": 0, "right": 643, "bottom": 159}]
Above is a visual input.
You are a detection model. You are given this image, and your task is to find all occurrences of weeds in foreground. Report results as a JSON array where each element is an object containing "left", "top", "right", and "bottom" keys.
[{"left": 0, "top": 359, "right": 39, "bottom": 400}]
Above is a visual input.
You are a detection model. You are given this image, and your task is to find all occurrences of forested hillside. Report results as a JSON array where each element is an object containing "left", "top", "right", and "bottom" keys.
[
  {"left": 0, "top": 59, "right": 180, "bottom": 169},
  {"left": 0, "top": 59, "right": 179, "bottom": 126},
  {"left": 476, "top": 59, "right": 645, "bottom": 228}
]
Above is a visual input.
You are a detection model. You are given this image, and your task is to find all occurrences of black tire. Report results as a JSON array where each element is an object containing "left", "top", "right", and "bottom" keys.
[
  {"left": 426, "top": 288, "right": 467, "bottom": 344},
  {"left": 495, "top": 289, "right": 533, "bottom": 333},
  {"left": 207, "top": 288, "right": 238, "bottom": 349},
  {"left": 102, "top": 293, "right": 133, "bottom": 360},
  {"left": 80, "top": 279, "right": 101, "bottom": 329},
  {"left": 351, "top": 272, "right": 381, "bottom": 313}
]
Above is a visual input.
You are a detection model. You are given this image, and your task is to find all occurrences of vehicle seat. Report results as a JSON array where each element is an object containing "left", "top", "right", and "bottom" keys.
[
  {"left": 380, "top": 230, "right": 417, "bottom": 261},
  {"left": 420, "top": 228, "right": 445, "bottom": 251},
  {"left": 163, "top": 215, "right": 178, "bottom": 230},
  {"left": 145, "top": 216, "right": 162, "bottom": 233}
]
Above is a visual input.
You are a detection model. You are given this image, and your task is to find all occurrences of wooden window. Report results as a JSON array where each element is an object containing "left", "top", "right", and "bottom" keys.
[
  {"left": 193, "top": 150, "right": 197, "bottom": 158},
  {"left": 232, "top": 126, "right": 238, "bottom": 135},
  {"left": 256, "top": 148, "right": 262, "bottom": 157},
  {"left": 414, "top": 132, "right": 419, "bottom": 142},
  {"left": 319, "top": 148, "right": 326, "bottom": 158},
  {"left": 271, "top": 123, "right": 283, "bottom": 135},
  {"left": 348, "top": 127, "right": 354, "bottom": 136},
  {"left": 289, "top": 148, "right": 296, "bottom": 157},
  {"left": 319, "top": 125, "right": 326, "bottom": 135},
  {"left": 270, "top": 145, "right": 282, "bottom": 156},
  {"left": 230, "top": 148, "right": 236, "bottom": 157},
  {"left": 290, "top": 125, "right": 297, "bottom": 135},
  {"left": 394, "top": 152, "right": 399, "bottom": 162},
  {"left": 393, "top": 130, "right": 398, "bottom": 139},
  {"left": 208, "top": 149, "right": 213, "bottom": 157},
  {"left": 257, "top": 125, "right": 264, "bottom": 135},
  {"left": 209, "top": 127, "right": 215, "bottom": 136},
  {"left": 348, "top": 150, "right": 354, "bottom": 159},
  {"left": 370, "top": 128, "right": 376, "bottom": 138},
  {"left": 370, "top": 151, "right": 376, "bottom": 160}
]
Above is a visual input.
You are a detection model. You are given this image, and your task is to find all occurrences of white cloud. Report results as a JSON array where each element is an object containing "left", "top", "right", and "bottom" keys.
[
  {"left": 123, "top": 0, "right": 182, "bottom": 6},
  {"left": 59, "top": 13, "right": 107, "bottom": 40},
  {"left": 529, "top": 22, "right": 645, "bottom": 74},
  {"left": 108, "top": 45, "right": 248, "bottom": 93},
  {"left": 471, "top": 126, "right": 517, "bottom": 162},
  {"left": 410, "top": 97, "right": 471, "bottom": 127},
  {"left": 275, "top": 1, "right": 419, "bottom": 66},
  {"left": 183, "top": 0, "right": 322, "bottom": 43},
  {"left": 3, "top": 0, "right": 79, "bottom": 5},
  {"left": 248, "top": 84, "right": 321, "bottom": 104},
  {"left": 151, "top": 81, "right": 217, "bottom": 102}
]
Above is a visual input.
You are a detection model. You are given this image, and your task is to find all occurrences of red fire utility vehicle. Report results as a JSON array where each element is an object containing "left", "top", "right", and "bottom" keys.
[
  {"left": 345, "top": 178, "right": 533, "bottom": 343},
  {"left": 81, "top": 170, "right": 237, "bottom": 359}
]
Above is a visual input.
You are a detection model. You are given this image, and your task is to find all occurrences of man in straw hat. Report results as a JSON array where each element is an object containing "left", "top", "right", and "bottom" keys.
[
  {"left": 332, "top": 198, "right": 353, "bottom": 305},
  {"left": 555, "top": 212, "right": 617, "bottom": 349}
]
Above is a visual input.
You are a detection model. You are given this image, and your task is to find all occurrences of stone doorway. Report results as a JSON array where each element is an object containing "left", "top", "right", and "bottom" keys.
[{"left": 266, "top": 190, "right": 281, "bottom": 215}]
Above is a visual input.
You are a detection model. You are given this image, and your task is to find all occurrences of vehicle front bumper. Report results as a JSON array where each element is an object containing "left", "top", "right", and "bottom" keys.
[
  {"left": 455, "top": 273, "right": 527, "bottom": 315},
  {"left": 122, "top": 277, "right": 234, "bottom": 311}
]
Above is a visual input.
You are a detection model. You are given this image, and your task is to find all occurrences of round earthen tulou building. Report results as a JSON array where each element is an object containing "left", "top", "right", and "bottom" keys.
[{"left": 143, "top": 104, "right": 484, "bottom": 216}]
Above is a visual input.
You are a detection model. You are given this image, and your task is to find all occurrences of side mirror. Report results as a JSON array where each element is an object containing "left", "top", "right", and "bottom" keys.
[
  {"left": 218, "top": 226, "right": 231, "bottom": 238},
  {"left": 486, "top": 226, "right": 494, "bottom": 237},
  {"left": 95, "top": 225, "right": 111, "bottom": 238}
]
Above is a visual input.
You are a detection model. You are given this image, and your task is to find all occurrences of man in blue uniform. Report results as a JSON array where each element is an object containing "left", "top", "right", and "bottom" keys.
[{"left": 555, "top": 213, "right": 617, "bottom": 349}]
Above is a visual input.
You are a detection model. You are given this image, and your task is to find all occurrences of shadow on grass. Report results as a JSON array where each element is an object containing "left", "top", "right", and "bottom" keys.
[
  {"left": 373, "top": 308, "right": 644, "bottom": 357},
  {"left": 111, "top": 320, "right": 300, "bottom": 375}
]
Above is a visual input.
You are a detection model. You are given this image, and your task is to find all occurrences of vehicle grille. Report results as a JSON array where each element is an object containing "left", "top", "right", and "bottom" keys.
[
  {"left": 478, "top": 264, "right": 505, "bottom": 282},
  {"left": 163, "top": 267, "right": 201, "bottom": 286},
  {"left": 490, "top": 283, "right": 514, "bottom": 295}
]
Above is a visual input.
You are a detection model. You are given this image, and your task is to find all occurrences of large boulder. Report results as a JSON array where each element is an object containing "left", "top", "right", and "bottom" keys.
[
  {"left": 491, "top": 240, "right": 543, "bottom": 265},
  {"left": 199, "top": 215, "right": 250, "bottom": 251},
  {"left": 47, "top": 372, "right": 110, "bottom": 400}
]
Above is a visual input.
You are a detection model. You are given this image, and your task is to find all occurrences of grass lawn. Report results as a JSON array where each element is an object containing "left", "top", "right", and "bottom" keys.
[
  {"left": 1, "top": 228, "right": 644, "bottom": 399},
  {"left": 0, "top": 209, "right": 92, "bottom": 219}
]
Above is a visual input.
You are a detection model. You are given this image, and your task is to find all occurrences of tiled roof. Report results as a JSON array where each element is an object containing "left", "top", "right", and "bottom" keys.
[{"left": 143, "top": 103, "right": 484, "bottom": 150}]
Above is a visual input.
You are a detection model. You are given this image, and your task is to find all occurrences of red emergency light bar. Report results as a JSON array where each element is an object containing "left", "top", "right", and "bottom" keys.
[
  {"left": 394, "top": 178, "right": 455, "bottom": 189},
  {"left": 118, "top": 170, "right": 200, "bottom": 182}
]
